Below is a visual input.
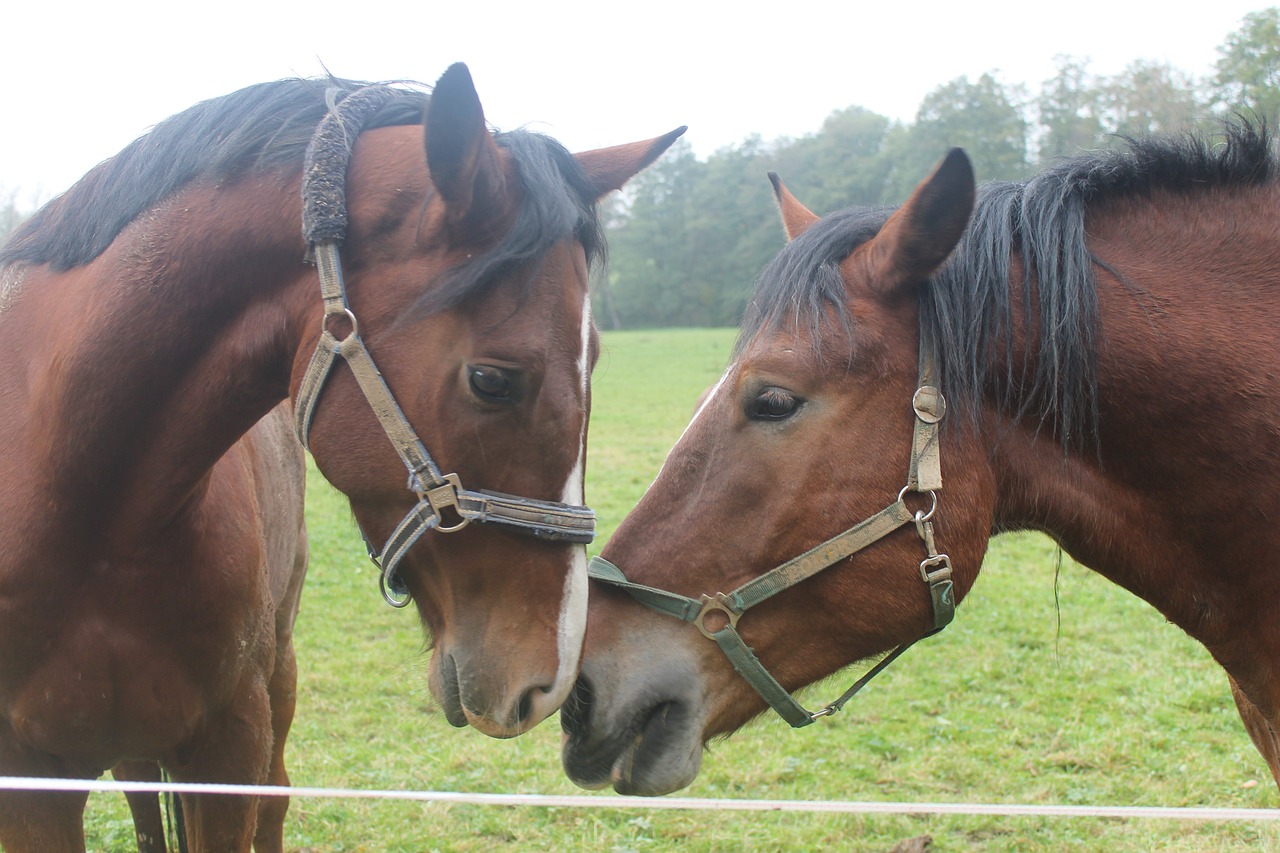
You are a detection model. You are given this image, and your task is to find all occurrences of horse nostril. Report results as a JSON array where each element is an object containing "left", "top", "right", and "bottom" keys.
[
  {"left": 517, "top": 688, "right": 535, "bottom": 726},
  {"left": 439, "top": 653, "right": 467, "bottom": 728}
]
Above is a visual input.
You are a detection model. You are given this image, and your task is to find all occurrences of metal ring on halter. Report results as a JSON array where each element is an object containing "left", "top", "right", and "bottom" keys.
[
  {"left": 897, "top": 485, "right": 938, "bottom": 522},
  {"left": 379, "top": 564, "right": 412, "bottom": 608},
  {"left": 695, "top": 593, "right": 740, "bottom": 640},
  {"left": 323, "top": 307, "right": 359, "bottom": 340}
]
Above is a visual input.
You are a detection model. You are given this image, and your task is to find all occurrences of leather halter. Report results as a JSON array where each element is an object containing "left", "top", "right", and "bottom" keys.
[
  {"left": 588, "top": 331, "right": 955, "bottom": 726},
  {"left": 294, "top": 86, "right": 596, "bottom": 608}
]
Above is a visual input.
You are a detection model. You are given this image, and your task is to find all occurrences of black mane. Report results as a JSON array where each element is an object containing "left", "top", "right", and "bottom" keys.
[
  {"left": 414, "top": 129, "right": 606, "bottom": 317},
  {"left": 0, "top": 79, "right": 605, "bottom": 316},
  {"left": 741, "top": 120, "right": 1276, "bottom": 444},
  {"left": 1, "top": 78, "right": 426, "bottom": 272}
]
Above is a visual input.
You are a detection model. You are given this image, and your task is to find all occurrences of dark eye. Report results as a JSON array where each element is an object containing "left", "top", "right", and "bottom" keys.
[
  {"left": 468, "top": 365, "right": 517, "bottom": 404},
  {"left": 750, "top": 387, "right": 801, "bottom": 420}
]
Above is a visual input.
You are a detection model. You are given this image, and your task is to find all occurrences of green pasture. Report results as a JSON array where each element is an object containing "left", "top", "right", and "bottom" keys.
[{"left": 84, "top": 328, "right": 1278, "bottom": 851}]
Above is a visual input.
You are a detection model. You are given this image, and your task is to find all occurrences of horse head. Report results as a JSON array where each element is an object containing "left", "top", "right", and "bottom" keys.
[{"left": 295, "top": 64, "right": 682, "bottom": 737}]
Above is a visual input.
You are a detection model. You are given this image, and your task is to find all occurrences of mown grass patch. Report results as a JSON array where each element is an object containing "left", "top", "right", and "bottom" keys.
[{"left": 83, "top": 328, "right": 1277, "bottom": 851}]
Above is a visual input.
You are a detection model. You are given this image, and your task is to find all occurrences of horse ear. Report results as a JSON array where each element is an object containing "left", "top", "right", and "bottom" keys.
[
  {"left": 767, "top": 172, "right": 820, "bottom": 240},
  {"left": 424, "top": 63, "right": 508, "bottom": 226},
  {"left": 868, "top": 148, "right": 975, "bottom": 296},
  {"left": 575, "top": 127, "right": 687, "bottom": 199}
]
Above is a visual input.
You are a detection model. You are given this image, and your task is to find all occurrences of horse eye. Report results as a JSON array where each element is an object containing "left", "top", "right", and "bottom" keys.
[
  {"left": 750, "top": 387, "right": 801, "bottom": 420},
  {"left": 468, "top": 366, "right": 517, "bottom": 404}
]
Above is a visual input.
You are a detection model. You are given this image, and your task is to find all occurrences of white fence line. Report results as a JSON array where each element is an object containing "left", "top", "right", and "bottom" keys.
[{"left": 1, "top": 776, "right": 1277, "bottom": 821}]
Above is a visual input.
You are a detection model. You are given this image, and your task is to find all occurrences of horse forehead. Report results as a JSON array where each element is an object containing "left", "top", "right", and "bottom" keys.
[
  {"left": 467, "top": 243, "right": 591, "bottom": 345},
  {"left": 736, "top": 323, "right": 842, "bottom": 379}
]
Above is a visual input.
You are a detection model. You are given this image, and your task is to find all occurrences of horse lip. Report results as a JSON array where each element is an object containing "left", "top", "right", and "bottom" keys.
[
  {"left": 609, "top": 701, "right": 685, "bottom": 796},
  {"left": 562, "top": 695, "right": 696, "bottom": 796}
]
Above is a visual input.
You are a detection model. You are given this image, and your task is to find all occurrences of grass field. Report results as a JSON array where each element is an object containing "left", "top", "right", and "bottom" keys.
[{"left": 83, "top": 327, "right": 1279, "bottom": 851}]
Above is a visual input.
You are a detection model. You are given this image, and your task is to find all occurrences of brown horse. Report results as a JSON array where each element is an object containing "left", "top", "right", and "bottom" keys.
[
  {"left": 562, "top": 123, "right": 1280, "bottom": 797},
  {"left": 0, "top": 64, "right": 679, "bottom": 849}
]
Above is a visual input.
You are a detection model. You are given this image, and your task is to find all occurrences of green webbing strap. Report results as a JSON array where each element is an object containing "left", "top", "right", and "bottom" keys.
[
  {"left": 729, "top": 501, "right": 916, "bottom": 612},
  {"left": 586, "top": 557, "right": 702, "bottom": 622},
  {"left": 711, "top": 624, "right": 817, "bottom": 727}
]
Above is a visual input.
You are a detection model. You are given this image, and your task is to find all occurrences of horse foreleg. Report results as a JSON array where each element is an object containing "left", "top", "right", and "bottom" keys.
[
  {"left": 111, "top": 760, "right": 169, "bottom": 853},
  {"left": 1228, "top": 675, "right": 1280, "bottom": 793},
  {"left": 0, "top": 726, "right": 91, "bottom": 853},
  {"left": 168, "top": 677, "right": 274, "bottom": 853},
  {"left": 251, "top": 641, "right": 297, "bottom": 853},
  {"left": 0, "top": 788, "right": 90, "bottom": 853}
]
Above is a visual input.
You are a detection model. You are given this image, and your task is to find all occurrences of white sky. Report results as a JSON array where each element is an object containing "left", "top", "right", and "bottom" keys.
[{"left": 1, "top": 0, "right": 1271, "bottom": 203}]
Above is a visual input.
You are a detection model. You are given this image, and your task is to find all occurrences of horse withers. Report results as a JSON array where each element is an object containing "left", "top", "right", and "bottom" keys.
[
  {"left": 562, "top": 124, "right": 1280, "bottom": 797},
  {"left": 0, "top": 64, "right": 679, "bottom": 850}
]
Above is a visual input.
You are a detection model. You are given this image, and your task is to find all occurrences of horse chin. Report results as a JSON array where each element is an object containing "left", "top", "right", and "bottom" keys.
[
  {"left": 561, "top": 679, "right": 705, "bottom": 796},
  {"left": 609, "top": 701, "right": 704, "bottom": 796}
]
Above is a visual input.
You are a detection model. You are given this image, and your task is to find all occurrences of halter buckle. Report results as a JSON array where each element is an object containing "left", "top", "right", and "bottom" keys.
[
  {"left": 695, "top": 593, "right": 741, "bottom": 640},
  {"left": 422, "top": 473, "right": 470, "bottom": 533},
  {"left": 912, "top": 385, "right": 946, "bottom": 424}
]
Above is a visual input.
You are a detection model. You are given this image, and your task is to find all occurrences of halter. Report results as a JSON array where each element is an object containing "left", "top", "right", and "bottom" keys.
[
  {"left": 295, "top": 85, "right": 596, "bottom": 608},
  {"left": 588, "top": 331, "right": 955, "bottom": 727}
]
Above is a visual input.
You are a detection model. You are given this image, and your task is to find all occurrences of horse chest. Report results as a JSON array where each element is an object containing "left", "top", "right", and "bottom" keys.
[{"left": 0, "top": 554, "right": 275, "bottom": 766}]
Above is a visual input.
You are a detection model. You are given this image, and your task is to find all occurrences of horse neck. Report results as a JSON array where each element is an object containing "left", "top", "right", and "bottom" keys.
[
  {"left": 2, "top": 173, "right": 314, "bottom": 552},
  {"left": 986, "top": 184, "right": 1280, "bottom": 643}
]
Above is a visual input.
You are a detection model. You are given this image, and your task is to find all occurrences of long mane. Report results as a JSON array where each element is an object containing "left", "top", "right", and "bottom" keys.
[
  {"left": 741, "top": 120, "right": 1276, "bottom": 444},
  {"left": 1, "top": 79, "right": 605, "bottom": 316},
  {"left": 1, "top": 79, "right": 425, "bottom": 272}
]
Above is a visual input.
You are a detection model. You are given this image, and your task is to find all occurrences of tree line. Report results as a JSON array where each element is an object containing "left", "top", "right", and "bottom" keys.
[
  {"left": 4, "top": 10, "right": 1280, "bottom": 330},
  {"left": 599, "top": 8, "right": 1280, "bottom": 329}
]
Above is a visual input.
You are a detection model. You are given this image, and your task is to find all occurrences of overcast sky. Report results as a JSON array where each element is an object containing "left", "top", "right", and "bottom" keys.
[{"left": 2, "top": 1, "right": 1271, "bottom": 203}]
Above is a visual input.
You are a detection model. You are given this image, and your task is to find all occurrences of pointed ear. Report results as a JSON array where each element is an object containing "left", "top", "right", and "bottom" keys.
[
  {"left": 869, "top": 148, "right": 974, "bottom": 296},
  {"left": 424, "top": 62, "right": 508, "bottom": 226},
  {"left": 767, "top": 172, "right": 820, "bottom": 240},
  {"left": 575, "top": 126, "right": 687, "bottom": 198}
]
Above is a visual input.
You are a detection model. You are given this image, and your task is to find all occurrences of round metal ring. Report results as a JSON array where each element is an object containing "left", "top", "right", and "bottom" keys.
[
  {"left": 897, "top": 486, "right": 938, "bottom": 522},
  {"left": 380, "top": 567, "right": 412, "bottom": 608},
  {"left": 912, "top": 385, "right": 946, "bottom": 424},
  {"left": 322, "top": 307, "right": 359, "bottom": 340}
]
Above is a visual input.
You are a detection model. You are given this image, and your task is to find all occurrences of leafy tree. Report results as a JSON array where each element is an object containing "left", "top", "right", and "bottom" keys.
[
  {"left": 885, "top": 73, "right": 1031, "bottom": 199},
  {"left": 1103, "top": 60, "right": 1206, "bottom": 137},
  {"left": 682, "top": 137, "right": 781, "bottom": 326},
  {"left": 768, "top": 106, "right": 894, "bottom": 212},
  {"left": 1214, "top": 7, "right": 1280, "bottom": 119},
  {"left": 603, "top": 138, "right": 705, "bottom": 327},
  {"left": 599, "top": 14, "right": 1280, "bottom": 330},
  {"left": 1037, "top": 56, "right": 1108, "bottom": 161}
]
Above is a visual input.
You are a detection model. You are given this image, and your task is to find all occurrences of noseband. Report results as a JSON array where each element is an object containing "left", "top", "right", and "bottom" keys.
[
  {"left": 588, "top": 331, "right": 955, "bottom": 727},
  {"left": 294, "top": 85, "right": 595, "bottom": 608}
]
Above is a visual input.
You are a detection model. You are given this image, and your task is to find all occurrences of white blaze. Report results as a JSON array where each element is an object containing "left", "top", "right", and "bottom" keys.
[{"left": 552, "top": 293, "right": 593, "bottom": 691}]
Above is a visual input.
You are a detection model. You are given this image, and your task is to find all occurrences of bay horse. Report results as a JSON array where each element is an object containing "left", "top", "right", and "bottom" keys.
[
  {"left": 0, "top": 64, "right": 680, "bottom": 849},
  {"left": 562, "top": 122, "right": 1280, "bottom": 797}
]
